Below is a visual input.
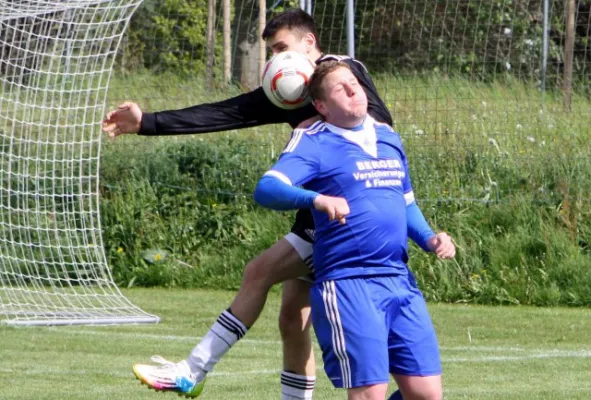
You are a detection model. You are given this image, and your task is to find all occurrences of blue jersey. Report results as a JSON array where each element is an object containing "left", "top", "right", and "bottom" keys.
[{"left": 265, "top": 116, "right": 415, "bottom": 282}]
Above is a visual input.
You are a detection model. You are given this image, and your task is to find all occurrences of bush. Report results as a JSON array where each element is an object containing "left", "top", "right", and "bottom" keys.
[{"left": 122, "top": 0, "right": 210, "bottom": 74}]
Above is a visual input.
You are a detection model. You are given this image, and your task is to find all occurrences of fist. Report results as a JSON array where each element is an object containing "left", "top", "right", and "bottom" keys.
[
  {"left": 313, "top": 195, "right": 350, "bottom": 225},
  {"left": 428, "top": 232, "right": 456, "bottom": 259}
]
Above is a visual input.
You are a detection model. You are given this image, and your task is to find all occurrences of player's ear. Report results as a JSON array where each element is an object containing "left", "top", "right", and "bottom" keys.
[
  {"left": 313, "top": 98, "right": 327, "bottom": 117},
  {"left": 303, "top": 32, "right": 316, "bottom": 52}
]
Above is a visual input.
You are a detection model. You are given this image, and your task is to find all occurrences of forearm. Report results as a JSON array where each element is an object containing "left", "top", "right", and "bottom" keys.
[
  {"left": 139, "top": 105, "right": 263, "bottom": 136},
  {"left": 254, "top": 175, "right": 318, "bottom": 211},
  {"left": 138, "top": 89, "right": 284, "bottom": 136},
  {"left": 407, "top": 202, "right": 435, "bottom": 252}
]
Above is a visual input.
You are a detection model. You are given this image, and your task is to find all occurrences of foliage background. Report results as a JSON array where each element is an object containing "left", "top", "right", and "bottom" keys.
[{"left": 100, "top": 0, "right": 591, "bottom": 306}]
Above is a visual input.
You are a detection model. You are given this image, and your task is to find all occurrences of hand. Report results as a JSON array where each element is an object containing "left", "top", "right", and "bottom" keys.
[
  {"left": 102, "top": 102, "right": 143, "bottom": 138},
  {"left": 313, "top": 195, "right": 350, "bottom": 225},
  {"left": 296, "top": 114, "right": 322, "bottom": 129},
  {"left": 427, "top": 232, "right": 456, "bottom": 259}
]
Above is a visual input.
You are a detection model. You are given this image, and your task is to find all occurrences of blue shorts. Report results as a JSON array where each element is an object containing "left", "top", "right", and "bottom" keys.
[{"left": 310, "top": 273, "right": 441, "bottom": 389}]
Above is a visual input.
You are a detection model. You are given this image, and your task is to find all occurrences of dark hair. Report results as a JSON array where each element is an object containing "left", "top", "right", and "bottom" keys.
[
  {"left": 262, "top": 9, "right": 321, "bottom": 50},
  {"left": 308, "top": 60, "right": 352, "bottom": 101}
]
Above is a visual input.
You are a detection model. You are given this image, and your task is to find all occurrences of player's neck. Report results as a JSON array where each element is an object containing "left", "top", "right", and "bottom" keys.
[
  {"left": 310, "top": 49, "right": 322, "bottom": 63},
  {"left": 326, "top": 115, "right": 366, "bottom": 130}
]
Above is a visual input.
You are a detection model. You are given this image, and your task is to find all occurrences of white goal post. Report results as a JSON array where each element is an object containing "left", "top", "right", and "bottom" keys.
[{"left": 0, "top": 0, "right": 158, "bottom": 326}]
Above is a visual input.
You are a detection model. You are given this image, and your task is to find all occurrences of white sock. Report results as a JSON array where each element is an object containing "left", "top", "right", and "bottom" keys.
[
  {"left": 186, "top": 309, "right": 247, "bottom": 379},
  {"left": 281, "top": 371, "right": 315, "bottom": 400}
]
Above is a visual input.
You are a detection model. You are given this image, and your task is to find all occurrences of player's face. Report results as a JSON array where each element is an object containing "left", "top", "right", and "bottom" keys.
[
  {"left": 314, "top": 67, "right": 368, "bottom": 127},
  {"left": 266, "top": 28, "right": 316, "bottom": 62}
]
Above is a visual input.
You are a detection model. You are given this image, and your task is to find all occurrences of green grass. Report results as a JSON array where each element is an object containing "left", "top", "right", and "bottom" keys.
[{"left": 2, "top": 289, "right": 591, "bottom": 399}]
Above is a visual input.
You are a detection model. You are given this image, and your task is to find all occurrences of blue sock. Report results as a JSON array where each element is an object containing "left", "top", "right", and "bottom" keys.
[{"left": 388, "top": 390, "right": 403, "bottom": 400}]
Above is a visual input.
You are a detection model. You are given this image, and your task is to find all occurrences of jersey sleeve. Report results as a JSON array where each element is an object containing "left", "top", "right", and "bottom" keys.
[
  {"left": 401, "top": 146, "right": 416, "bottom": 206},
  {"left": 406, "top": 202, "right": 435, "bottom": 251},
  {"left": 263, "top": 129, "right": 320, "bottom": 188},
  {"left": 138, "top": 87, "right": 292, "bottom": 136},
  {"left": 397, "top": 135, "right": 435, "bottom": 251},
  {"left": 254, "top": 175, "right": 318, "bottom": 211}
]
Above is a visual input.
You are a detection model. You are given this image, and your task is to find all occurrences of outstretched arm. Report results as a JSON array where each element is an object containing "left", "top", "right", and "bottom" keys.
[
  {"left": 102, "top": 87, "right": 316, "bottom": 137},
  {"left": 137, "top": 89, "right": 286, "bottom": 136}
]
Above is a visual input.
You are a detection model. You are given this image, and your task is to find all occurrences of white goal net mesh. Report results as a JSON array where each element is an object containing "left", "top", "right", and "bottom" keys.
[{"left": 0, "top": 0, "right": 158, "bottom": 326}]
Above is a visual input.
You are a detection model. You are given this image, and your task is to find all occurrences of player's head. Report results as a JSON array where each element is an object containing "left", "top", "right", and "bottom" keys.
[
  {"left": 262, "top": 9, "right": 321, "bottom": 62},
  {"left": 308, "top": 61, "right": 368, "bottom": 127}
]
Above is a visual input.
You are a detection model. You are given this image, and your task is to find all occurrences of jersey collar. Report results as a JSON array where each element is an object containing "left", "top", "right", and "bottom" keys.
[{"left": 324, "top": 116, "right": 378, "bottom": 158}]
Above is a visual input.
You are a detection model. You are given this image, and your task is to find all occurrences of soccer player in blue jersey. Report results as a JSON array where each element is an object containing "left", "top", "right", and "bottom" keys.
[{"left": 254, "top": 60, "right": 454, "bottom": 400}]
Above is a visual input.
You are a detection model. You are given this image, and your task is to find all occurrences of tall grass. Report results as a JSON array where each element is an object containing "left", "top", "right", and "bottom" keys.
[{"left": 100, "top": 72, "right": 591, "bottom": 305}]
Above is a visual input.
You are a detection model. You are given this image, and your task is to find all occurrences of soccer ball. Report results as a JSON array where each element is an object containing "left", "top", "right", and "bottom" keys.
[{"left": 262, "top": 51, "right": 316, "bottom": 110}]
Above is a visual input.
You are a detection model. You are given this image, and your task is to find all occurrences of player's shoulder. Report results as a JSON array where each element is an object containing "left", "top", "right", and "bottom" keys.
[
  {"left": 317, "top": 54, "right": 368, "bottom": 73},
  {"left": 367, "top": 115, "right": 394, "bottom": 133},
  {"left": 368, "top": 117, "right": 403, "bottom": 145},
  {"left": 294, "top": 120, "right": 327, "bottom": 137},
  {"left": 283, "top": 120, "right": 327, "bottom": 153},
  {"left": 373, "top": 119, "right": 395, "bottom": 134}
]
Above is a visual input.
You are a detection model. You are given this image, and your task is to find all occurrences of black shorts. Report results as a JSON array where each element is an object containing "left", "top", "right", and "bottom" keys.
[
  {"left": 286, "top": 209, "right": 315, "bottom": 283},
  {"left": 290, "top": 209, "right": 315, "bottom": 243}
]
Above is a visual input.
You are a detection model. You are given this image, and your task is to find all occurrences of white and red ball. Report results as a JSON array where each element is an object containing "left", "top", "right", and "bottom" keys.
[{"left": 262, "top": 51, "right": 316, "bottom": 110}]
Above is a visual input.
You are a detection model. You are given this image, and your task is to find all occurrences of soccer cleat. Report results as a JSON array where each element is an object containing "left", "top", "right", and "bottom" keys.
[{"left": 132, "top": 355, "right": 206, "bottom": 398}]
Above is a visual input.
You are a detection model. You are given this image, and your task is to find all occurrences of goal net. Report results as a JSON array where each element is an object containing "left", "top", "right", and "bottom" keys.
[{"left": 0, "top": 0, "right": 159, "bottom": 326}]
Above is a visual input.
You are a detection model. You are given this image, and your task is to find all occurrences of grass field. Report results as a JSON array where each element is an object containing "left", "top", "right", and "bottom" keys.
[{"left": 2, "top": 288, "right": 591, "bottom": 399}]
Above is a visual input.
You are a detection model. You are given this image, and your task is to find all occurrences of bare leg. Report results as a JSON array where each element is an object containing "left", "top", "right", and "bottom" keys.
[
  {"left": 280, "top": 279, "right": 314, "bottom": 375},
  {"left": 347, "top": 383, "right": 389, "bottom": 400},
  {"left": 392, "top": 375, "right": 442, "bottom": 400},
  {"left": 279, "top": 279, "right": 316, "bottom": 399},
  {"left": 229, "top": 239, "right": 309, "bottom": 327},
  {"left": 132, "top": 238, "right": 312, "bottom": 397},
  {"left": 186, "top": 238, "right": 309, "bottom": 377}
]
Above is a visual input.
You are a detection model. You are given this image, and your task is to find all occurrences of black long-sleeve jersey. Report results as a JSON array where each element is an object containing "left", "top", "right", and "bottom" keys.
[{"left": 138, "top": 54, "right": 392, "bottom": 135}]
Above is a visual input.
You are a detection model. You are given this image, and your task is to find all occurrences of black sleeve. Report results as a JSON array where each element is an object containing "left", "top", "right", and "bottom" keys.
[
  {"left": 138, "top": 87, "right": 293, "bottom": 136},
  {"left": 343, "top": 58, "right": 393, "bottom": 126}
]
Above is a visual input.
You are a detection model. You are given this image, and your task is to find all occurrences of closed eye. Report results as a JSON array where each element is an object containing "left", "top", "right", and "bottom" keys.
[{"left": 272, "top": 44, "right": 288, "bottom": 53}]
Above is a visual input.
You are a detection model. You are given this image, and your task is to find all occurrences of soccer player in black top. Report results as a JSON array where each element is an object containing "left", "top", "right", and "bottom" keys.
[{"left": 104, "top": 9, "right": 454, "bottom": 400}]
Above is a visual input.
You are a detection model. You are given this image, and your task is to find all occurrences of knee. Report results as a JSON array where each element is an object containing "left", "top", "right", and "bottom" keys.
[
  {"left": 404, "top": 388, "right": 442, "bottom": 400},
  {"left": 432, "top": 388, "right": 443, "bottom": 400},
  {"left": 242, "top": 257, "right": 273, "bottom": 289},
  {"left": 396, "top": 376, "right": 442, "bottom": 400},
  {"left": 278, "top": 303, "right": 308, "bottom": 340},
  {"left": 423, "top": 392, "right": 442, "bottom": 400},
  {"left": 421, "top": 390, "right": 442, "bottom": 400}
]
